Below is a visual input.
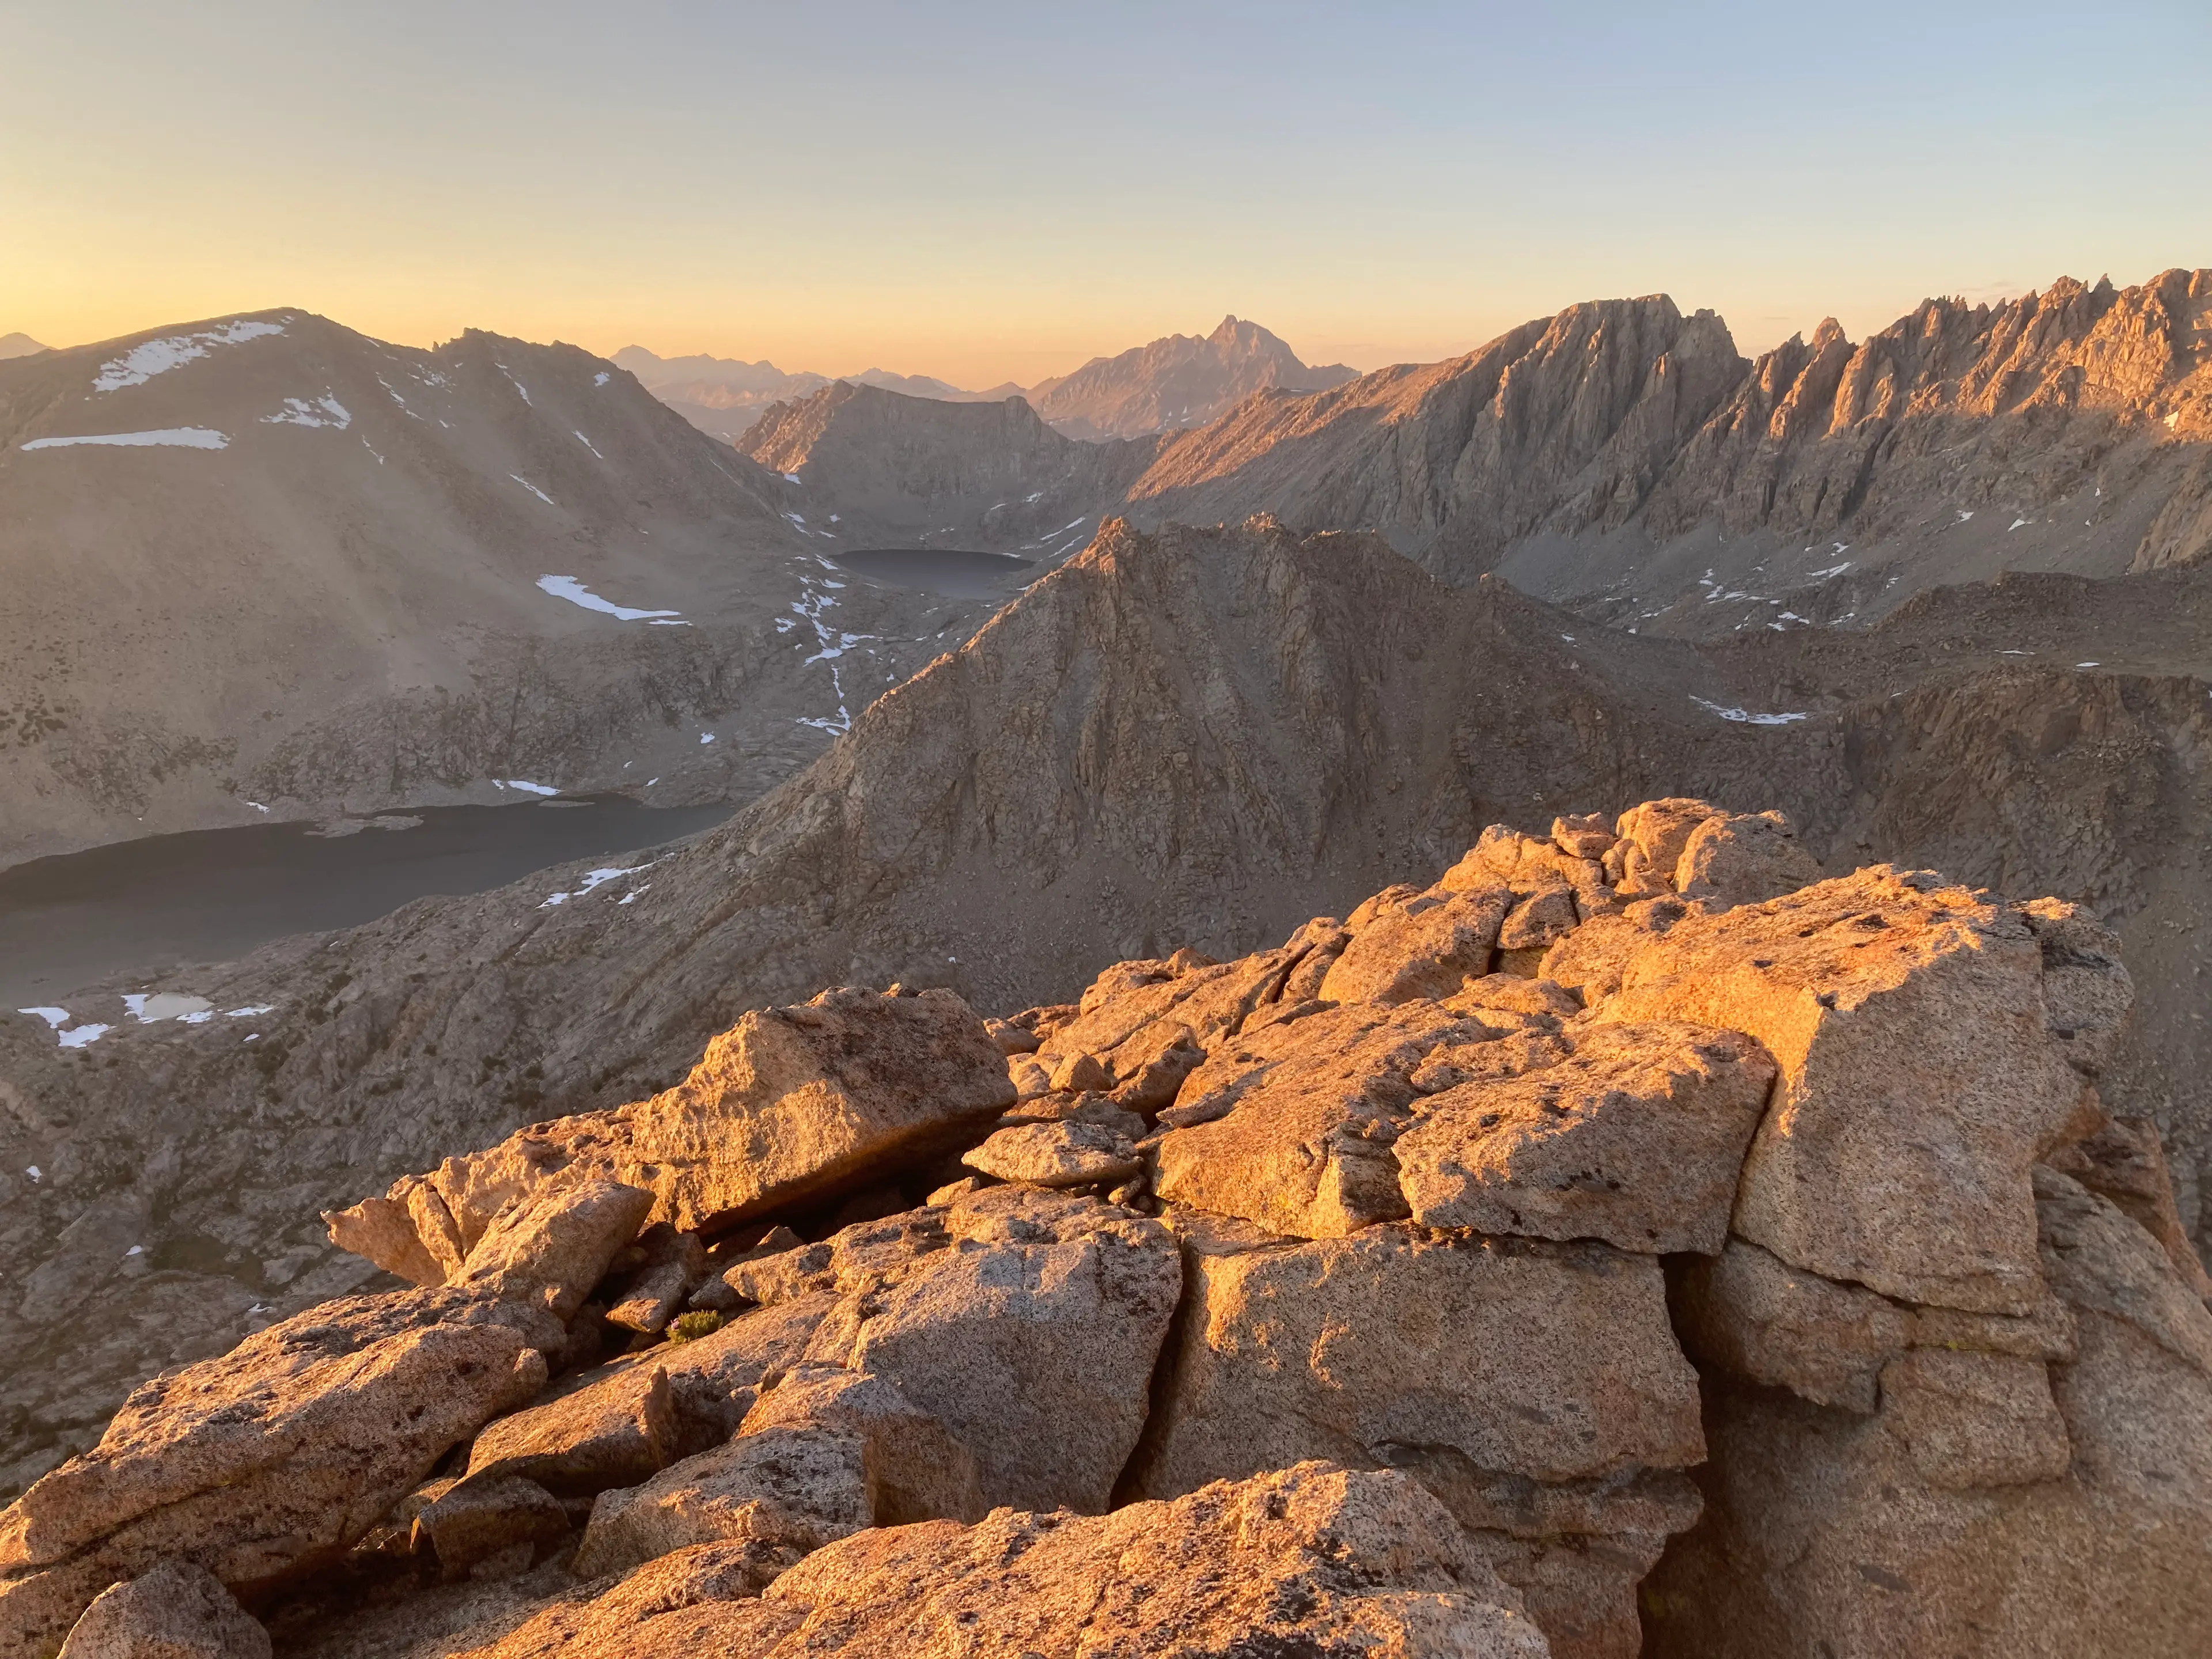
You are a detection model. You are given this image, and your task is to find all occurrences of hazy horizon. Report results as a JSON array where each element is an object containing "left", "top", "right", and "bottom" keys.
[{"left": 6, "top": 1, "right": 2207, "bottom": 387}]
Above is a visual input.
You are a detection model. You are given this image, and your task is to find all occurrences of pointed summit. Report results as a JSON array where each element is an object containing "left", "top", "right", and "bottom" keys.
[{"left": 1026, "top": 317, "right": 1355, "bottom": 441}]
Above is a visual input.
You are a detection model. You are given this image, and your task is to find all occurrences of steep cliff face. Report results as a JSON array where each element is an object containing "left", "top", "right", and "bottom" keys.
[
  {"left": 1024, "top": 315, "right": 1356, "bottom": 441},
  {"left": 1637, "top": 268, "right": 2212, "bottom": 545},
  {"left": 9, "top": 521, "right": 2212, "bottom": 1503},
  {"left": 1124, "top": 297, "right": 1748, "bottom": 574}
]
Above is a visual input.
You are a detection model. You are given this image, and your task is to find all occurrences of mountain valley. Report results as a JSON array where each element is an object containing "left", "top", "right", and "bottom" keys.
[
  {"left": 7, "top": 268, "right": 2212, "bottom": 1658},
  {"left": 9, "top": 516, "right": 2212, "bottom": 1514},
  {"left": 0, "top": 313, "right": 1002, "bottom": 870}
]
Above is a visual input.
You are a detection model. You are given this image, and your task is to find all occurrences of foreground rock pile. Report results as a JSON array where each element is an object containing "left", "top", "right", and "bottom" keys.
[{"left": 3, "top": 798, "right": 2206, "bottom": 1657}]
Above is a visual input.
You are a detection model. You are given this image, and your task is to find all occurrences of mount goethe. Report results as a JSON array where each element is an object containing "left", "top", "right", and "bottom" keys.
[{"left": 3, "top": 272, "right": 2212, "bottom": 1654}]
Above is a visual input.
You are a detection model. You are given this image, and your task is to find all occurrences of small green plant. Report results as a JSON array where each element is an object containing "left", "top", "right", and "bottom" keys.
[{"left": 666, "top": 1310, "right": 724, "bottom": 1344}]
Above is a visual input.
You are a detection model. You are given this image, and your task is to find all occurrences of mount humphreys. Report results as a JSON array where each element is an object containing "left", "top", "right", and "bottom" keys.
[
  {"left": 5, "top": 269, "right": 2212, "bottom": 1657},
  {"left": 616, "top": 314, "right": 1353, "bottom": 444}
]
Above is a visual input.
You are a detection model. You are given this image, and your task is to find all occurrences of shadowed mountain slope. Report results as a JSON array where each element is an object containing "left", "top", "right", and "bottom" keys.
[
  {"left": 7, "top": 518, "right": 2212, "bottom": 1497},
  {"left": 0, "top": 312, "right": 996, "bottom": 866}
]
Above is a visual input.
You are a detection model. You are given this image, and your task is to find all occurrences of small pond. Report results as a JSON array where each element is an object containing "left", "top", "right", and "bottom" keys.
[{"left": 827, "top": 548, "right": 1036, "bottom": 599}]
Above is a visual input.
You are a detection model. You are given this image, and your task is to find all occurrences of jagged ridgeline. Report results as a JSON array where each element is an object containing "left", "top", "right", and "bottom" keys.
[
  {"left": 2, "top": 793, "right": 2207, "bottom": 1657},
  {"left": 750, "top": 268, "right": 2212, "bottom": 633}
]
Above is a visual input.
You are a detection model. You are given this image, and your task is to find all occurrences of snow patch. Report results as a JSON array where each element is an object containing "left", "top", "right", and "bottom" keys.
[
  {"left": 574, "top": 430, "right": 604, "bottom": 459},
  {"left": 22, "top": 428, "right": 228, "bottom": 451},
  {"left": 593, "top": 370, "right": 611, "bottom": 386},
  {"left": 502, "top": 779, "right": 560, "bottom": 797},
  {"left": 510, "top": 475, "right": 556, "bottom": 506},
  {"left": 22, "top": 1006, "right": 119, "bottom": 1048},
  {"left": 542, "top": 865, "right": 635, "bottom": 908},
  {"left": 699, "top": 732, "right": 715, "bottom": 744},
  {"left": 537, "top": 574, "right": 684, "bottom": 623},
  {"left": 1691, "top": 696, "right": 1809, "bottom": 726},
  {"left": 93, "top": 319, "right": 285, "bottom": 392},
  {"left": 498, "top": 363, "right": 533, "bottom": 404},
  {"left": 263, "top": 395, "right": 351, "bottom": 430}
]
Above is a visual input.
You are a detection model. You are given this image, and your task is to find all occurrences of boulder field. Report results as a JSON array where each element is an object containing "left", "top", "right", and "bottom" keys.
[{"left": 3, "top": 798, "right": 2206, "bottom": 1658}]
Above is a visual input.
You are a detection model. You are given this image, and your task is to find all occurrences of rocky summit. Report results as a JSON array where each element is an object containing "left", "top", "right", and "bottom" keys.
[{"left": 2, "top": 796, "right": 2205, "bottom": 1657}]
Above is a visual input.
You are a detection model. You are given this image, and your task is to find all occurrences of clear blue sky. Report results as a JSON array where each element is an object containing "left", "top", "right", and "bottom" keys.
[{"left": 4, "top": 1, "right": 2205, "bottom": 383}]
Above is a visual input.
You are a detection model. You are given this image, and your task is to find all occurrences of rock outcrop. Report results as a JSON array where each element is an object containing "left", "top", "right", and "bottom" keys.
[
  {"left": 6, "top": 797, "right": 2200, "bottom": 1657},
  {"left": 461, "top": 1464, "right": 1546, "bottom": 1658},
  {"left": 326, "top": 986, "right": 1014, "bottom": 1272},
  {"left": 54, "top": 1559, "right": 268, "bottom": 1659}
]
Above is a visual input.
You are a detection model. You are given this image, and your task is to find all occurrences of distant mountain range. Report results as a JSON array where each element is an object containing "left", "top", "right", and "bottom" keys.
[
  {"left": 9, "top": 270, "right": 2207, "bottom": 870},
  {"left": 0, "top": 333, "right": 47, "bottom": 359},
  {"left": 616, "top": 315, "right": 1354, "bottom": 444},
  {"left": 747, "top": 269, "right": 2212, "bottom": 638}
]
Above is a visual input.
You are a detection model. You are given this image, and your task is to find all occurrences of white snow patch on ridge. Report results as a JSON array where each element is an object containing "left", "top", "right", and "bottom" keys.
[
  {"left": 21, "top": 428, "right": 229, "bottom": 452},
  {"left": 17, "top": 1006, "right": 111, "bottom": 1048},
  {"left": 541, "top": 865, "right": 635, "bottom": 908},
  {"left": 93, "top": 320, "right": 286, "bottom": 392},
  {"left": 1691, "top": 696, "right": 1810, "bottom": 726},
  {"left": 511, "top": 475, "right": 556, "bottom": 506},
  {"left": 537, "top": 574, "right": 684, "bottom": 623},
  {"left": 494, "top": 779, "right": 561, "bottom": 797},
  {"left": 263, "top": 395, "right": 351, "bottom": 430}
]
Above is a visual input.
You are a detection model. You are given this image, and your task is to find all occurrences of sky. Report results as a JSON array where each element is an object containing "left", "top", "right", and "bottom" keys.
[{"left": 4, "top": 1, "right": 2207, "bottom": 387}]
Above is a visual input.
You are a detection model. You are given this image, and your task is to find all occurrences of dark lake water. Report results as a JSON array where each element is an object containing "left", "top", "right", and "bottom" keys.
[
  {"left": 828, "top": 548, "right": 1035, "bottom": 598},
  {"left": 0, "top": 796, "right": 732, "bottom": 1005}
]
